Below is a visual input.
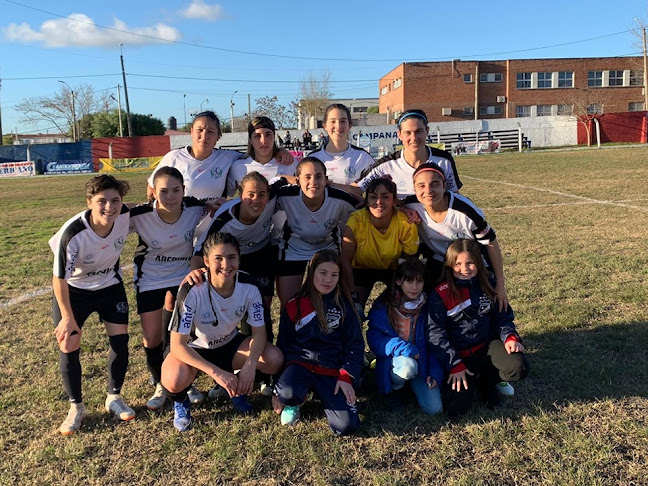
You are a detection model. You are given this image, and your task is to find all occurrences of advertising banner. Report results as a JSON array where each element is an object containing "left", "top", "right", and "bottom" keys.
[
  {"left": 451, "top": 140, "right": 500, "bottom": 155},
  {"left": 42, "top": 160, "right": 94, "bottom": 175},
  {"left": 0, "top": 161, "right": 35, "bottom": 178},
  {"left": 99, "top": 156, "right": 163, "bottom": 173}
]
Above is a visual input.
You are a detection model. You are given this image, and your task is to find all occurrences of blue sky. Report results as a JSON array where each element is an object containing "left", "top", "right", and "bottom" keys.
[{"left": 1, "top": 0, "right": 647, "bottom": 134}]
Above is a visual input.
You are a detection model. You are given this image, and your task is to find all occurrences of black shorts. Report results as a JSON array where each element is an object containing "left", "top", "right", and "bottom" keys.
[
  {"left": 52, "top": 283, "right": 129, "bottom": 327},
  {"left": 240, "top": 244, "right": 277, "bottom": 297},
  {"left": 136, "top": 286, "right": 179, "bottom": 314},
  {"left": 352, "top": 268, "right": 392, "bottom": 289},
  {"left": 193, "top": 332, "right": 247, "bottom": 372},
  {"left": 275, "top": 259, "right": 308, "bottom": 277}
]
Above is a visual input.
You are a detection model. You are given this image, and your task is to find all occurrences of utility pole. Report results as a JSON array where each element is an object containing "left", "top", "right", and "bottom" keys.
[
  {"left": 230, "top": 91, "right": 237, "bottom": 133},
  {"left": 0, "top": 70, "right": 3, "bottom": 145},
  {"left": 247, "top": 94, "right": 251, "bottom": 125},
  {"left": 642, "top": 27, "right": 648, "bottom": 114},
  {"left": 183, "top": 94, "right": 187, "bottom": 129},
  {"left": 58, "top": 80, "right": 77, "bottom": 141},
  {"left": 120, "top": 44, "right": 134, "bottom": 137}
]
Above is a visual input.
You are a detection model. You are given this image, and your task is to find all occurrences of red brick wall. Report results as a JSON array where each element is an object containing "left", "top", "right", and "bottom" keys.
[{"left": 91, "top": 136, "right": 171, "bottom": 162}]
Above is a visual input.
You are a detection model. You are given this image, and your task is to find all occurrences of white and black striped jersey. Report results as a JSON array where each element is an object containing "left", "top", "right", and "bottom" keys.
[
  {"left": 226, "top": 155, "right": 298, "bottom": 196},
  {"left": 357, "top": 146, "right": 462, "bottom": 198},
  {"left": 129, "top": 198, "right": 206, "bottom": 293},
  {"left": 148, "top": 147, "right": 246, "bottom": 201},
  {"left": 307, "top": 144, "right": 374, "bottom": 185},
  {"left": 404, "top": 192, "right": 496, "bottom": 261},
  {"left": 49, "top": 206, "right": 130, "bottom": 290},
  {"left": 276, "top": 185, "right": 356, "bottom": 261},
  {"left": 170, "top": 271, "right": 265, "bottom": 349}
]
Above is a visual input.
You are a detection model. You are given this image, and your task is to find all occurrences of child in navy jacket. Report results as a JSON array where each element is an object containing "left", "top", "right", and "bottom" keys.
[
  {"left": 427, "top": 239, "right": 529, "bottom": 417},
  {"left": 274, "top": 249, "right": 364, "bottom": 435},
  {"left": 367, "top": 259, "right": 443, "bottom": 414}
]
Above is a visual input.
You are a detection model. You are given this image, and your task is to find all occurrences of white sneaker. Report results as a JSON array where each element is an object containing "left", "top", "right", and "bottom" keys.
[
  {"left": 496, "top": 381, "right": 515, "bottom": 396},
  {"left": 105, "top": 394, "right": 136, "bottom": 421},
  {"left": 146, "top": 383, "right": 167, "bottom": 410},
  {"left": 259, "top": 382, "right": 273, "bottom": 397},
  {"left": 187, "top": 384, "right": 204, "bottom": 404},
  {"left": 59, "top": 403, "right": 86, "bottom": 435},
  {"left": 207, "top": 385, "right": 228, "bottom": 400}
]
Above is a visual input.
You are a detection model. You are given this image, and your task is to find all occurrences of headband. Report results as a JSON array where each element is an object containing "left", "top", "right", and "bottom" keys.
[
  {"left": 398, "top": 112, "right": 428, "bottom": 127},
  {"left": 413, "top": 167, "right": 445, "bottom": 181}
]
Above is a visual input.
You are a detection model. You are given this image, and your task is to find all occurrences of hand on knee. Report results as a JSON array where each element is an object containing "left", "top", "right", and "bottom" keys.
[{"left": 391, "top": 356, "right": 418, "bottom": 381}]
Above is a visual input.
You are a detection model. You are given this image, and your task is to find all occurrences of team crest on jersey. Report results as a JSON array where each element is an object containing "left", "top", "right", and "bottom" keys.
[
  {"left": 116, "top": 301, "right": 129, "bottom": 313},
  {"left": 324, "top": 219, "right": 336, "bottom": 230},
  {"left": 326, "top": 307, "right": 342, "bottom": 331},
  {"left": 478, "top": 296, "right": 491, "bottom": 315},
  {"left": 235, "top": 305, "right": 246, "bottom": 318},
  {"left": 210, "top": 167, "right": 223, "bottom": 179},
  {"left": 113, "top": 236, "right": 125, "bottom": 251},
  {"left": 151, "top": 240, "right": 162, "bottom": 249},
  {"left": 202, "top": 311, "right": 212, "bottom": 320},
  {"left": 184, "top": 230, "right": 194, "bottom": 242},
  {"left": 293, "top": 218, "right": 302, "bottom": 230},
  {"left": 82, "top": 253, "right": 95, "bottom": 264},
  {"left": 344, "top": 167, "right": 356, "bottom": 177}
]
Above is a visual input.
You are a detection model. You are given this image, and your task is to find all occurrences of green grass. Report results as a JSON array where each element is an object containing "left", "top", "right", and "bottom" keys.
[{"left": 1, "top": 147, "right": 648, "bottom": 485}]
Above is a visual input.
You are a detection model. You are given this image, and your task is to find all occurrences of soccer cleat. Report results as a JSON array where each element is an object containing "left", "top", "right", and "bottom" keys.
[
  {"left": 207, "top": 385, "right": 228, "bottom": 400},
  {"left": 105, "top": 395, "right": 136, "bottom": 421},
  {"left": 231, "top": 395, "right": 254, "bottom": 414},
  {"left": 173, "top": 399, "right": 192, "bottom": 432},
  {"left": 59, "top": 403, "right": 87, "bottom": 435},
  {"left": 187, "top": 384, "right": 204, "bottom": 404},
  {"left": 496, "top": 381, "right": 515, "bottom": 396},
  {"left": 146, "top": 383, "right": 167, "bottom": 410},
  {"left": 280, "top": 405, "right": 300, "bottom": 425}
]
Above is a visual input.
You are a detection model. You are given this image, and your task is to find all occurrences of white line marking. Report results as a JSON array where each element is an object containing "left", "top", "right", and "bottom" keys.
[
  {"left": 0, "top": 264, "right": 135, "bottom": 310},
  {"left": 463, "top": 176, "right": 648, "bottom": 212}
]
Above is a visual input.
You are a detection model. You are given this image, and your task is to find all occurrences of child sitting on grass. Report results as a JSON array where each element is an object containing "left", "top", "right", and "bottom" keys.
[{"left": 427, "top": 239, "right": 529, "bottom": 418}]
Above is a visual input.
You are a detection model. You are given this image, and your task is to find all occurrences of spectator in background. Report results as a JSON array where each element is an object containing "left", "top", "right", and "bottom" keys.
[{"left": 303, "top": 129, "right": 312, "bottom": 147}]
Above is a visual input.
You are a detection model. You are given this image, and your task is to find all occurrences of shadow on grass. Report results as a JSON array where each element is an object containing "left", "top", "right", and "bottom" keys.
[{"left": 352, "top": 320, "right": 648, "bottom": 437}]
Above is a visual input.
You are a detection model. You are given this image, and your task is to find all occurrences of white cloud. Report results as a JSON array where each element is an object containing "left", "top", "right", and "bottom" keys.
[
  {"left": 2, "top": 13, "right": 181, "bottom": 48},
  {"left": 181, "top": 0, "right": 225, "bottom": 21}
]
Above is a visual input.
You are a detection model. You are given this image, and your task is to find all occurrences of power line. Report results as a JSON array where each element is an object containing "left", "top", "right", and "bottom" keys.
[{"left": 2, "top": 0, "right": 636, "bottom": 63}]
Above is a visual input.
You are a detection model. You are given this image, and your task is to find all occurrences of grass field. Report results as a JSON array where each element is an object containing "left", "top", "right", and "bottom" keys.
[{"left": 1, "top": 147, "right": 647, "bottom": 485}]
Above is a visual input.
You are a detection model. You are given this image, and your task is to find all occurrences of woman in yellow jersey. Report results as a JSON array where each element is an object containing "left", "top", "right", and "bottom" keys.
[{"left": 341, "top": 177, "right": 419, "bottom": 314}]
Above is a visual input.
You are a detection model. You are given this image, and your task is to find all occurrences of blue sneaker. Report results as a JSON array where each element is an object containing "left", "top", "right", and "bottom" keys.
[
  {"left": 231, "top": 395, "right": 254, "bottom": 414},
  {"left": 173, "top": 399, "right": 192, "bottom": 432},
  {"left": 280, "top": 405, "right": 300, "bottom": 425}
]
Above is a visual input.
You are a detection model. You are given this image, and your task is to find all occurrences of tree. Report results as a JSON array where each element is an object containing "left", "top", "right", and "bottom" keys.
[
  {"left": 15, "top": 83, "right": 110, "bottom": 139},
  {"left": 564, "top": 88, "right": 612, "bottom": 146},
  {"left": 297, "top": 70, "right": 332, "bottom": 128},
  {"left": 253, "top": 96, "right": 296, "bottom": 129},
  {"left": 2, "top": 134, "right": 14, "bottom": 145},
  {"left": 76, "top": 110, "right": 165, "bottom": 138}
]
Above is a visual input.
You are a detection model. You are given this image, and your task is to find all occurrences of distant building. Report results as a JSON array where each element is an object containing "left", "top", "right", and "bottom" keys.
[
  {"left": 379, "top": 57, "right": 646, "bottom": 123},
  {"left": 297, "top": 98, "right": 383, "bottom": 129},
  {"left": 11, "top": 133, "right": 72, "bottom": 145}
]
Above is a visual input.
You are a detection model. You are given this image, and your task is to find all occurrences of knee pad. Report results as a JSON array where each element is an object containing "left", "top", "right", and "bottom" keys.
[
  {"left": 109, "top": 333, "right": 129, "bottom": 356},
  {"left": 391, "top": 356, "right": 418, "bottom": 381}
]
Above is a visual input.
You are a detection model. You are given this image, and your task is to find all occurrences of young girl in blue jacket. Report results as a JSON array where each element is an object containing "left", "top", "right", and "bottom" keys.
[
  {"left": 273, "top": 249, "right": 364, "bottom": 435},
  {"left": 427, "top": 239, "right": 529, "bottom": 418},
  {"left": 367, "top": 259, "right": 443, "bottom": 414}
]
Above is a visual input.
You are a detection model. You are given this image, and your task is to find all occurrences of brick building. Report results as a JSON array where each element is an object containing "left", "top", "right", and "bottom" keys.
[{"left": 379, "top": 57, "right": 646, "bottom": 123}]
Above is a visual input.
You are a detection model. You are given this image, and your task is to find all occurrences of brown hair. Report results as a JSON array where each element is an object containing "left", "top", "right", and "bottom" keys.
[
  {"left": 246, "top": 116, "right": 279, "bottom": 160},
  {"left": 192, "top": 110, "right": 222, "bottom": 137},
  {"left": 295, "top": 156, "right": 327, "bottom": 178},
  {"left": 84, "top": 174, "right": 130, "bottom": 200},
  {"left": 238, "top": 171, "right": 270, "bottom": 194},
  {"left": 441, "top": 239, "right": 495, "bottom": 301},
  {"left": 323, "top": 103, "right": 352, "bottom": 126},
  {"left": 384, "top": 259, "right": 426, "bottom": 329}
]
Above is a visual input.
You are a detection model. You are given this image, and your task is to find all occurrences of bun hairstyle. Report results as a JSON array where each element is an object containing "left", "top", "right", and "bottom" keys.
[{"left": 85, "top": 174, "right": 130, "bottom": 199}]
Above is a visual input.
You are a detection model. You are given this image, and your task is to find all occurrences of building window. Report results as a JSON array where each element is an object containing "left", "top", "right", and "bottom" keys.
[
  {"left": 557, "top": 103, "right": 572, "bottom": 116},
  {"left": 587, "top": 103, "right": 601, "bottom": 114},
  {"left": 630, "top": 70, "right": 644, "bottom": 86},
  {"left": 353, "top": 106, "right": 368, "bottom": 113},
  {"left": 588, "top": 71, "right": 603, "bottom": 87},
  {"left": 380, "top": 86, "right": 389, "bottom": 95},
  {"left": 516, "top": 105, "right": 531, "bottom": 117},
  {"left": 392, "top": 78, "right": 402, "bottom": 89},
  {"left": 537, "top": 72, "right": 552, "bottom": 88},
  {"left": 463, "top": 107, "right": 474, "bottom": 116},
  {"left": 517, "top": 73, "right": 531, "bottom": 89},
  {"left": 558, "top": 72, "right": 573, "bottom": 88},
  {"left": 479, "top": 106, "right": 503, "bottom": 116},
  {"left": 479, "top": 73, "right": 502, "bottom": 83},
  {"left": 537, "top": 105, "right": 552, "bottom": 116},
  {"left": 608, "top": 70, "right": 624, "bottom": 86},
  {"left": 629, "top": 102, "right": 645, "bottom": 111},
  {"left": 463, "top": 73, "right": 473, "bottom": 83}
]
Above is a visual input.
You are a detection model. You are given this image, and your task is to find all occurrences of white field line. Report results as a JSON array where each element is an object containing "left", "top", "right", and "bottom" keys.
[
  {"left": 0, "top": 264, "right": 135, "bottom": 310},
  {"left": 464, "top": 176, "right": 648, "bottom": 213}
]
